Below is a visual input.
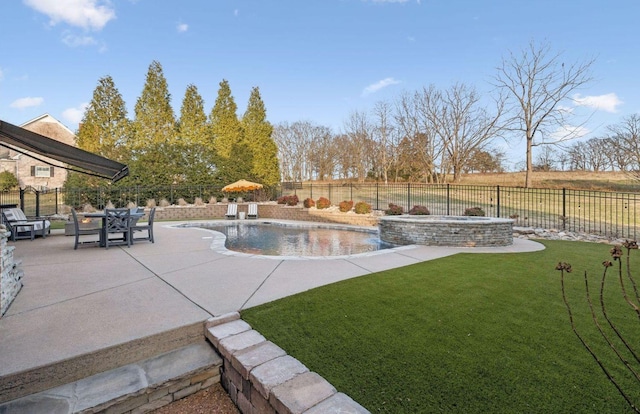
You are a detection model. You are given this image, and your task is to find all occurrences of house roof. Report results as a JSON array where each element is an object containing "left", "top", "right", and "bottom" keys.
[{"left": 0, "top": 119, "right": 128, "bottom": 182}]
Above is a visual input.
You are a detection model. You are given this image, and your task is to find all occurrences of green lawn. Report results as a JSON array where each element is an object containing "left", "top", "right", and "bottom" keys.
[{"left": 241, "top": 240, "right": 640, "bottom": 413}]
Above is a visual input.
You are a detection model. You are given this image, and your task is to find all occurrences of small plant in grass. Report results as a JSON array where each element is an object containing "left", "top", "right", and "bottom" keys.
[
  {"left": 409, "top": 205, "right": 430, "bottom": 215},
  {"left": 463, "top": 206, "right": 485, "bottom": 216},
  {"left": 557, "top": 240, "right": 640, "bottom": 413},
  {"left": 303, "top": 197, "right": 315, "bottom": 208},
  {"left": 385, "top": 203, "right": 404, "bottom": 215},
  {"left": 316, "top": 197, "right": 331, "bottom": 209},
  {"left": 354, "top": 201, "right": 372, "bottom": 214}
]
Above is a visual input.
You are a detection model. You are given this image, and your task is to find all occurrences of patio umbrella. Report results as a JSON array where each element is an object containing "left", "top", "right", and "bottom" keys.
[{"left": 222, "top": 179, "right": 263, "bottom": 193}]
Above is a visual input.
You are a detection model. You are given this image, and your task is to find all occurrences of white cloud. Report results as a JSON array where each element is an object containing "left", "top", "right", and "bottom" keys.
[
  {"left": 362, "top": 77, "right": 401, "bottom": 96},
  {"left": 573, "top": 93, "right": 623, "bottom": 113},
  {"left": 63, "top": 103, "right": 88, "bottom": 126},
  {"left": 549, "top": 124, "right": 590, "bottom": 142},
  {"left": 177, "top": 23, "right": 188, "bottom": 33},
  {"left": 10, "top": 97, "right": 44, "bottom": 109},
  {"left": 24, "top": 0, "right": 116, "bottom": 31},
  {"left": 62, "top": 32, "right": 97, "bottom": 47}
]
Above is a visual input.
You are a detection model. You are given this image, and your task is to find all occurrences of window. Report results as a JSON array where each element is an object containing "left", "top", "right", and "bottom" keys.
[{"left": 30, "top": 165, "right": 54, "bottom": 177}]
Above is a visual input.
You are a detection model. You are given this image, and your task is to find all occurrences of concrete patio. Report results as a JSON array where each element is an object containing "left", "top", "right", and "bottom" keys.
[{"left": 0, "top": 220, "right": 544, "bottom": 410}]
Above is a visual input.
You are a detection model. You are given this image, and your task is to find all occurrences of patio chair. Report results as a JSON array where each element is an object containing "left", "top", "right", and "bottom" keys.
[
  {"left": 104, "top": 208, "right": 132, "bottom": 249},
  {"left": 131, "top": 207, "right": 155, "bottom": 243},
  {"left": 2, "top": 207, "right": 50, "bottom": 241},
  {"left": 225, "top": 203, "right": 238, "bottom": 219},
  {"left": 71, "top": 209, "right": 102, "bottom": 249},
  {"left": 247, "top": 202, "right": 258, "bottom": 219}
]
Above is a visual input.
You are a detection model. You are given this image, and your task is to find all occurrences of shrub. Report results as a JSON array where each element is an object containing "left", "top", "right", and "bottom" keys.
[
  {"left": 177, "top": 198, "right": 188, "bottom": 206},
  {"left": 194, "top": 197, "right": 205, "bottom": 206},
  {"left": 0, "top": 171, "right": 18, "bottom": 191},
  {"left": 303, "top": 197, "right": 315, "bottom": 208},
  {"left": 146, "top": 199, "right": 157, "bottom": 209},
  {"left": 464, "top": 206, "right": 486, "bottom": 216},
  {"left": 385, "top": 203, "right": 404, "bottom": 215},
  {"left": 316, "top": 197, "right": 331, "bottom": 209},
  {"left": 354, "top": 201, "right": 372, "bottom": 214},
  {"left": 408, "top": 205, "right": 430, "bottom": 215},
  {"left": 278, "top": 194, "right": 299, "bottom": 206},
  {"left": 277, "top": 196, "right": 286, "bottom": 204},
  {"left": 339, "top": 200, "right": 354, "bottom": 212},
  {"left": 159, "top": 198, "right": 171, "bottom": 207},
  {"left": 209, "top": 196, "right": 217, "bottom": 204}
]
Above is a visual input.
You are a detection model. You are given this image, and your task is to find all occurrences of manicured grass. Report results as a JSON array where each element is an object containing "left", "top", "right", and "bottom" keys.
[{"left": 242, "top": 240, "right": 640, "bottom": 413}]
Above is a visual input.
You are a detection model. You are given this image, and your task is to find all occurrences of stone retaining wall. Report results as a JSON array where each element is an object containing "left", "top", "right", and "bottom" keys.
[
  {"left": 152, "top": 203, "right": 379, "bottom": 227},
  {"left": 206, "top": 312, "right": 370, "bottom": 414},
  {"left": 0, "top": 229, "right": 23, "bottom": 318}
]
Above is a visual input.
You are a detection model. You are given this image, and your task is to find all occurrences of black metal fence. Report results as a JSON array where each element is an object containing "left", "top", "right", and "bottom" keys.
[
  {"left": 287, "top": 183, "right": 640, "bottom": 240},
  {"left": 2, "top": 183, "right": 639, "bottom": 239}
]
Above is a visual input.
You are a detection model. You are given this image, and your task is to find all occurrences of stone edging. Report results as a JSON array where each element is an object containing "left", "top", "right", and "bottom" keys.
[{"left": 206, "top": 312, "right": 370, "bottom": 414}]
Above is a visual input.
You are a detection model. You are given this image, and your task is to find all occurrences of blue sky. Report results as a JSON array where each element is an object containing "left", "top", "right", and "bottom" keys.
[{"left": 1, "top": 0, "right": 639, "bottom": 169}]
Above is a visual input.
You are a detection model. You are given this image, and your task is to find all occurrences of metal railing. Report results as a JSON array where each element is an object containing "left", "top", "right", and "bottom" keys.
[{"left": 1, "top": 183, "right": 638, "bottom": 239}]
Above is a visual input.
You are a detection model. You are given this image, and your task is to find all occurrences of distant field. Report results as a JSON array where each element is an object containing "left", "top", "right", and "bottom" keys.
[{"left": 457, "top": 171, "right": 640, "bottom": 192}]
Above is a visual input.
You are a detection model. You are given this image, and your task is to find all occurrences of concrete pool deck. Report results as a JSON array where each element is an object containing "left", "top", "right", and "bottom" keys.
[{"left": 0, "top": 220, "right": 544, "bottom": 404}]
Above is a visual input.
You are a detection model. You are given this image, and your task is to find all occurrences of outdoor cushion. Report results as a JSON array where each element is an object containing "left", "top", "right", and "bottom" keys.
[{"left": 4, "top": 208, "right": 50, "bottom": 232}]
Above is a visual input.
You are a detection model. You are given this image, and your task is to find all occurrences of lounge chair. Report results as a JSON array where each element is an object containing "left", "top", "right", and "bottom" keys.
[
  {"left": 131, "top": 207, "right": 155, "bottom": 243},
  {"left": 71, "top": 209, "right": 102, "bottom": 249},
  {"left": 2, "top": 207, "right": 50, "bottom": 241},
  {"left": 225, "top": 203, "right": 238, "bottom": 219},
  {"left": 247, "top": 202, "right": 258, "bottom": 219}
]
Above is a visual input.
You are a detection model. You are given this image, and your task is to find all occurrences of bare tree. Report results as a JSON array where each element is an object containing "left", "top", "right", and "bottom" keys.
[
  {"left": 272, "top": 121, "right": 332, "bottom": 182},
  {"left": 394, "top": 89, "right": 444, "bottom": 183},
  {"left": 427, "top": 83, "right": 505, "bottom": 182},
  {"left": 608, "top": 114, "right": 640, "bottom": 172},
  {"left": 342, "top": 110, "right": 377, "bottom": 182},
  {"left": 493, "top": 40, "right": 595, "bottom": 187},
  {"left": 371, "top": 100, "right": 400, "bottom": 183}
]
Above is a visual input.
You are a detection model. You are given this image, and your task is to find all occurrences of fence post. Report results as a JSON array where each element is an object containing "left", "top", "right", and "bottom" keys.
[
  {"left": 376, "top": 182, "right": 379, "bottom": 210},
  {"left": 350, "top": 183, "right": 353, "bottom": 201},
  {"left": 55, "top": 188, "right": 59, "bottom": 214},
  {"left": 19, "top": 188, "right": 24, "bottom": 211},
  {"left": 310, "top": 183, "right": 313, "bottom": 200},
  {"left": 35, "top": 189, "right": 40, "bottom": 217},
  {"left": 446, "top": 184, "right": 450, "bottom": 215},
  {"left": 562, "top": 188, "right": 566, "bottom": 231},
  {"left": 496, "top": 185, "right": 500, "bottom": 218}
]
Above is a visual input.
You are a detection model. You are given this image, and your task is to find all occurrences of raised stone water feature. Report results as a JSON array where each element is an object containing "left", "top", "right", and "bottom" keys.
[{"left": 379, "top": 215, "right": 514, "bottom": 247}]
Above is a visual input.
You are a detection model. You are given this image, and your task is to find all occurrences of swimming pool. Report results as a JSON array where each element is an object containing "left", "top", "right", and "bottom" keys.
[{"left": 187, "top": 221, "right": 396, "bottom": 257}]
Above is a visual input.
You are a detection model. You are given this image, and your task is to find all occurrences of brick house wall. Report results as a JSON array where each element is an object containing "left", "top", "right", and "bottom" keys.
[{"left": 0, "top": 114, "right": 74, "bottom": 190}]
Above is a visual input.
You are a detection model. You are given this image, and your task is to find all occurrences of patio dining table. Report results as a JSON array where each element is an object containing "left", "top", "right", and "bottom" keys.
[{"left": 84, "top": 210, "right": 145, "bottom": 248}]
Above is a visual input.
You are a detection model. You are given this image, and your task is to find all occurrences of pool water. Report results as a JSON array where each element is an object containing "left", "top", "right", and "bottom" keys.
[{"left": 197, "top": 222, "right": 395, "bottom": 256}]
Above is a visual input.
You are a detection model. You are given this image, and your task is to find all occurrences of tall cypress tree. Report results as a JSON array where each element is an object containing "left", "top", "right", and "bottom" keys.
[
  {"left": 209, "top": 79, "right": 251, "bottom": 184},
  {"left": 178, "top": 84, "right": 213, "bottom": 185},
  {"left": 67, "top": 75, "right": 131, "bottom": 190},
  {"left": 131, "top": 61, "right": 177, "bottom": 186},
  {"left": 242, "top": 86, "right": 280, "bottom": 187}
]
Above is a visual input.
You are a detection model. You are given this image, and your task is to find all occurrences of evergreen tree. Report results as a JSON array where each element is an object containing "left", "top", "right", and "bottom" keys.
[
  {"left": 242, "top": 86, "right": 280, "bottom": 187},
  {"left": 209, "top": 79, "right": 251, "bottom": 184},
  {"left": 131, "top": 61, "right": 177, "bottom": 186},
  {"left": 178, "top": 84, "right": 214, "bottom": 185},
  {"left": 70, "top": 75, "right": 131, "bottom": 189}
]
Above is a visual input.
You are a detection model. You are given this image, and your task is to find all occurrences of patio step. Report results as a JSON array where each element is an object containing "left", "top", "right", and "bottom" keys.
[
  {"left": 0, "top": 322, "right": 206, "bottom": 405},
  {"left": 0, "top": 341, "right": 222, "bottom": 413}
]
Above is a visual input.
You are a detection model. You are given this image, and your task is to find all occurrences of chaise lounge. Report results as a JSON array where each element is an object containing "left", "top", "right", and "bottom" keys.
[{"left": 2, "top": 207, "right": 50, "bottom": 241}]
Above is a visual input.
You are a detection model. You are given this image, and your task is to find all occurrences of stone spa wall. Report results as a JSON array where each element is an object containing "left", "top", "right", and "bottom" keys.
[{"left": 379, "top": 215, "right": 514, "bottom": 247}]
